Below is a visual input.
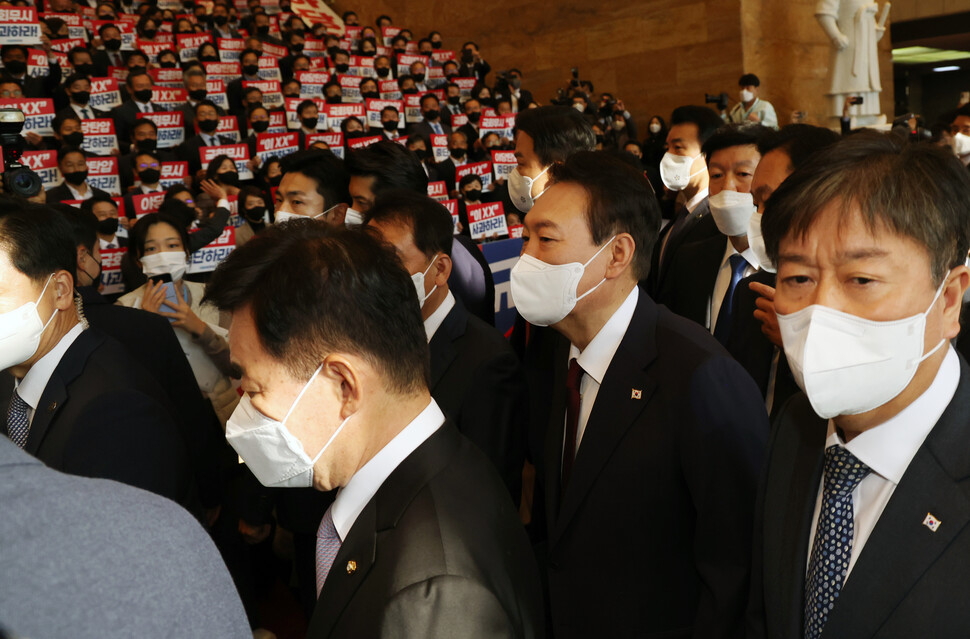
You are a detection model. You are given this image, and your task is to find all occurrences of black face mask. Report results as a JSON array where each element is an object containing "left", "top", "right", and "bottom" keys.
[
  {"left": 104, "top": 39, "right": 122, "bottom": 52},
  {"left": 133, "top": 88, "right": 153, "bottom": 103},
  {"left": 334, "top": 63, "right": 349, "bottom": 73},
  {"left": 402, "top": 87, "right": 418, "bottom": 95},
  {"left": 346, "top": 129, "right": 367, "bottom": 139},
  {"left": 200, "top": 54, "right": 219, "bottom": 62},
  {"left": 382, "top": 120, "right": 398, "bottom": 132},
  {"left": 432, "top": 41, "right": 442, "bottom": 49},
  {"left": 251, "top": 120, "right": 269, "bottom": 133},
  {"left": 477, "top": 97, "right": 493, "bottom": 108},
  {"left": 412, "top": 73, "right": 425, "bottom": 83},
  {"left": 256, "top": 25, "right": 270, "bottom": 36},
  {"left": 63, "top": 170, "right": 88, "bottom": 186},
  {"left": 464, "top": 188, "right": 481, "bottom": 202},
  {"left": 188, "top": 88, "right": 207, "bottom": 101},
  {"left": 63, "top": 131, "right": 84, "bottom": 147},
  {"left": 269, "top": 175, "right": 283, "bottom": 187},
  {"left": 423, "top": 109, "right": 439, "bottom": 121},
  {"left": 595, "top": 134, "right": 605, "bottom": 145},
  {"left": 450, "top": 146, "right": 466, "bottom": 159},
  {"left": 393, "top": 47, "right": 406, "bottom": 55},
  {"left": 361, "top": 91, "right": 380, "bottom": 100},
  {"left": 97, "top": 217, "right": 119, "bottom": 235},
  {"left": 447, "top": 95, "right": 461, "bottom": 106},
  {"left": 129, "top": 65, "right": 147, "bottom": 76},
  {"left": 445, "top": 69, "right": 458, "bottom": 78},
  {"left": 466, "top": 111, "right": 481, "bottom": 124},
  {"left": 142, "top": 29, "right": 157, "bottom": 39},
  {"left": 218, "top": 170, "right": 240, "bottom": 187},
  {"left": 301, "top": 116, "right": 318, "bottom": 129},
  {"left": 198, "top": 118, "right": 219, "bottom": 133},
  {"left": 375, "top": 67, "right": 390, "bottom": 78},
  {"left": 4, "top": 60, "right": 26, "bottom": 75},
  {"left": 413, "top": 148, "right": 429, "bottom": 160},
  {"left": 74, "top": 63, "right": 94, "bottom": 76},
  {"left": 290, "top": 43, "right": 304, "bottom": 54},
  {"left": 360, "top": 49, "right": 375, "bottom": 57},
  {"left": 461, "top": 51, "right": 474, "bottom": 64},
  {"left": 135, "top": 138, "right": 157, "bottom": 153},
  {"left": 242, "top": 64, "right": 259, "bottom": 76},
  {"left": 160, "top": 60, "right": 177, "bottom": 68},
  {"left": 213, "top": 15, "right": 228, "bottom": 25},
  {"left": 139, "top": 168, "right": 161, "bottom": 184},
  {"left": 327, "top": 45, "right": 341, "bottom": 57},
  {"left": 243, "top": 206, "right": 266, "bottom": 222},
  {"left": 72, "top": 90, "right": 91, "bottom": 106},
  {"left": 324, "top": 95, "right": 341, "bottom": 104}
]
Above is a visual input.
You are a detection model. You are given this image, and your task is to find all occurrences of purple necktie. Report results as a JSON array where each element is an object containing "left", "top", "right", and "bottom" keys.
[{"left": 315, "top": 506, "right": 341, "bottom": 597}]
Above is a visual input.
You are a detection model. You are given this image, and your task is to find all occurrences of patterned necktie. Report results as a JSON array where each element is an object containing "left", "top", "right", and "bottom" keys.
[
  {"left": 6, "top": 390, "right": 30, "bottom": 449},
  {"left": 81, "top": 107, "right": 91, "bottom": 119},
  {"left": 713, "top": 253, "right": 748, "bottom": 345},
  {"left": 804, "top": 445, "right": 872, "bottom": 639},
  {"left": 561, "top": 358, "right": 584, "bottom": 497},
  {"left": 433, "top": 122, "right": 442, "bottom": 135},
  {"left": 315, "top": 506, "right": 341, "bottom": 597}
]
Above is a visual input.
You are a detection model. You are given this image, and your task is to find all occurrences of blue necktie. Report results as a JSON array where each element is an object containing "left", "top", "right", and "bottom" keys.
[
  {"left": 315, "top": 506, "right": 341, "bottom": 597},
  {"left": 713, "top": 253, "right": 748, "bottom": 345},
  {"left": 804, "top": 445, "right": 872, "bottom": 639},
  {"left": 6, "top": 390, "right": 30, "bottom": 449}
]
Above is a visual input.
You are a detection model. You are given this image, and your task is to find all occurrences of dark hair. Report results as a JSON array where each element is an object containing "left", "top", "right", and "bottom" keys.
[
  {"left": 548, "top": 151, "right": 660, "bottom": 280},
  {"left": 134, "top": 149, "right": 161, "bottom": 165},
  {"left": 345, "top": 141, "right": 428, "bottom": 195},
  {"left": 52, "top": 111, "right": 81, "bottom": 134},
  {"left": 702, "top": 124, "right": 771, "bottom": 164},
  {"left": 296, "top": 99, "right": 317, "bottom": 117},
  {"left": 240, "top": 48, "right": 260, "bottom": 63},
  {"left": 133, "top": 118, "right": 158, "bottom": 134},
  {"left": 458, "top": 174, "right": 482, "bottom": 191},
  {"left": 366, "top": 189, "right": 454, "bottom": 259},
  {"left": 57, "top": 203, "right": 99, "bottom": 255},
  {"left": 57, "top": 145, "right": 84, "bottom": 163},
  {"left": 380, "top": 106, "right": 399, "bottom": 118},
  {"left": 669, "top": 105, "right": 723, "bottom": 146},
  {"left": 762, "top": 131, "right": 970, "bottom": 283},
  {"left": 955, "top": 104, "right": 970, "bottom": 120},
  {"left": 279, "top": 149, "right": 351, "bottom": 209},
  {"left": 205, "top": 154, "right": 236, "bottom": 181},
  {"left": 0, "top": 197, "right": 78, "bottom": 286},
  {"left": 419, "top": 93, "right": 439, "bottom": 108},
  {"left": 164, "top": 183, "right": 192, "bottom": 201},
  {"left": 131, "top": 212, "right": 192, "bottom": 261},
  {"left": 126, "top": 70, "right": 153, "bottom": 88},
  {"left": 757, "top": 124, "right": 840, "bottom": 171},
  {"left": 739, "top": 73, "right": 760, "bottom": 87},
  {"left": 204, "top": 220, "right": 429, "bottom": 389},
  {"left": 1, "top": 45, "right": 28, "bottom": 59},
  {"left": 514, "top": 105, "right": 596, "bottom": 166},
  {"left": 67, "top": 47, "right": 91, "bottom": 63},
  {"left": 194, "top": 99, "right": 219, "bottom": 115}
]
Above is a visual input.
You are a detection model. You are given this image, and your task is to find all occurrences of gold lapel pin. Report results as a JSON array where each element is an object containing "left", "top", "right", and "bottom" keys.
[
  {"left": 923, "top": 513, "right": 942, "bottom": 532},
  {"left": 346, "top": 560, "right": 357, "bottom": 574},
  {"left": 631, "top": 389, "right": 642, "bottom": 400},
  {"left": 48, "top": 402, "right": 57, "bottom": 412}
]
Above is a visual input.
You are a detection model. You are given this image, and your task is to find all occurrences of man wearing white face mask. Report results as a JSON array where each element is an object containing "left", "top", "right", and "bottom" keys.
[
  {"left": 274, "top": 149, "right": 352, "bottom": 225},
  {"left": 724, "top": 73, "right": 778, "bottom": 130},
  {"left": 205, "top": 221, "right": 543, "bottom": 638},
  {"left": 748, "top": 134, "right": 970, "bottom": 638},
  {"left": 657, "top": 125, "right": 769, "bottom": 344},
  {"left": 367, "top": 190, "right": 527, "bottom": 501},
  {"left": 0, "top": 199, "right": 191, "bottom": 504},
  {"left": 514, "top": 152, "right": 768, "bottom": 638},
  {"left": 950, "top": 104, "right": 970, "bottom": 166},
  {"left": 647, "top": 105, "right": 724, "bottom": 297}
]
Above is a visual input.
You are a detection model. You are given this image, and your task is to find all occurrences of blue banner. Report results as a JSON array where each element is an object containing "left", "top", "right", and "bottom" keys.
[{"left": 480, "top": 237, "right": 523, "bottom": 335}]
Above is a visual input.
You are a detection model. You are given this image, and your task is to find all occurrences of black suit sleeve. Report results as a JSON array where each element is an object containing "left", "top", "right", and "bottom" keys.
[
  {"left": 189, "top": 207, "right": 230, "bottom": 252},
  {"left": 682, "top": 355, "right": 769, "bottom": 639},
  {"left": 381, "top": 575, "right": 515, "bottom": 638}
]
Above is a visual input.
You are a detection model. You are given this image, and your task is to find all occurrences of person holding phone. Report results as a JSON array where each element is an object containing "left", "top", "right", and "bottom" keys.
[{"left": 116, "top": 213, "right": 239, "bottom": 425}]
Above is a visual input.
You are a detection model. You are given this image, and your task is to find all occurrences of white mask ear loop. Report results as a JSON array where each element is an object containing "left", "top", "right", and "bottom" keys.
[
  {"left": 687, "top": 153, "right": 706, "bottom": 180},
  {"left": 421, "top": 254, "right": 439, "bottom": 303},
  {"left": 919, "top": 272, "right": 952, "bottom": 362},
  {"left": 38, "top": 274, "right": 60, "bottom": 331},
  {"left": 530, "top": 164, "right": 552, "bottom": 198},
  {"left": 282, "top": 363, "right": 324, "bottom": 425},
  {"left": 575, "top": 236, "right": 617, "bottom": 303},
  {"left": 312, "top": 204, "right": 340, "bottom": 220}
]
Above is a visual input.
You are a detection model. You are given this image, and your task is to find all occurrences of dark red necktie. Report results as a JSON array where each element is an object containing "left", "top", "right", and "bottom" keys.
[{"left": 561, "top": 358, "right": 584, "bottom": 494}]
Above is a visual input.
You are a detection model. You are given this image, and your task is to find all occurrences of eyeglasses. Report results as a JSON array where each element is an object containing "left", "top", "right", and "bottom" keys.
[{"left": 138, "top": 162, "right": 161, "bottom": 169}]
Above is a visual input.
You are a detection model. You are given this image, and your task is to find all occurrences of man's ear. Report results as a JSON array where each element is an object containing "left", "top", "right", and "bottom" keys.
[
  {"left": 433, "top": 253, "right": 452, "bottom": 287},
  {"left": 942, "top": 264, "right": 970, "bottom": 340}
]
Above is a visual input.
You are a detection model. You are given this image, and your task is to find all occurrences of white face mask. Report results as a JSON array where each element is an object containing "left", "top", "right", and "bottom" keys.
[
  {"left": 709, "top": 190, "right": 756, "bottom": 237},
  {"left": 740, "top": 89, "right": 755, "bottom": 103},
  {"left": 140, "top": 250, "right": 188, "bottom": 282},
  {"left": 0, "top": 274, "right": 58, "bottom": 371},
  {"left": 225, "top": 364, "right": 353, "bottom": 488},
  {"left": 344, "top": 207, "right": 365, "bottom": 226},
  {"left": 777, "top": 276, "right": 949, "bottom": 419},
  {"left": 747, "top": 210, "right": 775, "bottom": 273},
  {"left": 411, "top": 254, "right": 439, "bottom": 309},
  {"left": 572, "top": 102, "right": 586, "bottom": 113},
  {"left": 508, "top": 165, "right": 551, "bottom": 213},
  {"left": 953, "top": 132, "right": 970, "bottom": 157},
  {"left": 510, "top": 236, "right": 615, "bottom": 327},
  {"left": 275, "top": 204, "right": 339, "bottom": 224},
  {"left": 649, "top": 122, "right": 662, "bottom": 134},
  {"left": 659, "top": 152, "right": 703, "bottom": 192}
]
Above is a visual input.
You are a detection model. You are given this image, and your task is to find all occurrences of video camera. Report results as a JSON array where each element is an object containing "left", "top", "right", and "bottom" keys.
[
  {"left": 0, "top": 107, "right": 43, "bottom": 199},
  {"left": 705, "top": 92, "right": 730, "bottom": 112}
]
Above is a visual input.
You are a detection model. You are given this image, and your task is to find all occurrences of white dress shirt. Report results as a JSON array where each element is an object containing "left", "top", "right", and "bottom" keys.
[
  {"left": 134, "top": 100, "right": 153, "bottom": 114},
  {"left": 709, "top": 240, "right": 760, "bottom": 332},
  {"left": 139, "top": 183, "right": 164, "bottom": 193},
  {"left": 423, "top": 290, "right": 455, "bottom": 343},
  {"left": 807, "top": 346, "right": 960, "bottom": 578},
  {"left": 99, "top": 236, "right": 119, "bottom": 250},
  {"left": 65, "top": 182, "right": 93, "bottom": 201},
  {"left": 330, "top": 399, "right": 445, "bottom": 540},
  {"left": 71, "top": 103, "right": 95, "bottom": 120},
  {"left": 15, "top": 323, "right": 84, "bottom": 425},
  {"left": 565, "top": 286, "right": 639, "bottom": 457}
]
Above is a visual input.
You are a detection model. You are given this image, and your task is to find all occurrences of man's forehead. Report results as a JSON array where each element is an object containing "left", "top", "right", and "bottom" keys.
[{"left": 526, "top": 182, "right": 588, "bottom": 229}]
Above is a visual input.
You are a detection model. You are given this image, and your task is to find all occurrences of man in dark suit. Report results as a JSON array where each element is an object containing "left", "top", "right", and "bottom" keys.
[
  {"left": 111, "top": 70, "right": 167, "bottom": 148},
  {"left": 0, "top": 45, "right": 61, "bottom": 99},
  {"left": 409, "top": 94, "right": 452, "bottom": 141},
  {"left": 657, "top": 126, "right": 768, "bottom": 343},
  {"left": 177, "top": 68, "right": 226, "bottom": 140},
  {"left": 205, "top": 221, "right": 544, "bottom": 638},
  {"left": 178, "top": 100, "right": 236, "bottom": 176},
  {"left": 646, "top": 105, "right": 724, "bottom": 298},
  {"left": 516, "top": 152, "right": 768, "bottom": 637},
  {"left": 748, "top": 133, "right": 970, "bottom": 638},
  {"left": 45, "top": 147, "right": 112, "bottom": 205},
  {"left": 725, "top": 124, "right": 839, "bottom": 416},
  {"left": 0, "top": 199, "right": 190, "bottom": 504},
  {"left": 367, "top": 190, "right": 527, "bottom": 499},
  {"left": 55, "top": 74, "right": 110, "bottom": 122},
  {"left": 91, "top": 25, "right": 127, "bottom": 77}
]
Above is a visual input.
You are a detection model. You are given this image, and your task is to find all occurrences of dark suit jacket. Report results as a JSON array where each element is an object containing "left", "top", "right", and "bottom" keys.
[
  {"left": 45, "top": 183, "right": 112, "bottom": 205},
  {"left": 748, "top": 357, "right": 970, "bottom": 638},
  {"left": 429, "top": 298, "right": 526, "bottom": 499},
  {"left": 91, "top": 49, "right": 128, "bottom": 77},
  {"left": 2, "top": 328, "right": 191, "bottom": 503},
  {"left": 450, "top": 233, "right": 496, "bottom": 326},
  {"left": 306, "top": 422, "right": 544, "bottom": 638},
  {"left": 434, "top": 157, "right": 460, "bottom": 194},
  {"left": 111, "top": 100, "right": 168, "bottom": 147},
  {"left": 410, "top": 119, "right": 452, "bottom": 142},
  {"left": 10, "top": 66, "right": 60, "bottom": 99},
  {"left": 55, "top": 105, "right": 110, "bottom": 122},
  {"left": 178, "top": 133, "right": 236, "bottom": 176},
  {"left": 656, "top": 219, "right": 725, "bottom": 330},
  {"left": 118, "top": 148, "right": 176, "bottom": 191},
  {"left": 524, "top": 289, "right": 768, "bottom": 638},
  {"left": 646, "top": 198, "right": 717, "bottom": 298}
]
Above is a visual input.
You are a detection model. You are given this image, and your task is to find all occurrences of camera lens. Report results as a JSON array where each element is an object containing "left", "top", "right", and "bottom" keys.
[{"left": 5, "top": 167, "right": 43, "bottom": 198}]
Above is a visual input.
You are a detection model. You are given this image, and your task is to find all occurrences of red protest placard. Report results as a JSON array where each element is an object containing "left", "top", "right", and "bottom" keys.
[
  {"left": 427, "top": 181, "right": 447, "bottom": 201},
  {"left": 456, "top": 160, "right": 493, "bottom": 188},
  {"left": 347, "top": 135, "right": 382, "bottom": 150},
  {"left": 86, "top": 156, "right": 120, "bottom": 195},
  {"left": 160, "top": 161, "right": 188, "bottom": 188},
  {"left": 137, "top": 110, "right": 185, "bottom": 148},
  {"left": 200, "top": 143, "right": 252, "bottom": 179},
  {"left": 255, "top": 131, "right": 299, "bottom": 160},
  {"left": 467, "top": 201, "right": 508, "bottom": 240},
  {"left": 130, "top": 191, "right": 167, "bottom": 219}
]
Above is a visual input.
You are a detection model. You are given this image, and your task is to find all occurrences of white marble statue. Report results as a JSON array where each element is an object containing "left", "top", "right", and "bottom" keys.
[{"left": 815, "top": 0, "right": 891, "bottom": 121}]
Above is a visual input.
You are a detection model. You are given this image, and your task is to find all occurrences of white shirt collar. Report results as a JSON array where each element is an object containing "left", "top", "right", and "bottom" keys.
[
  {"left": 330, "top": 399, "right": 445, "bottom": 540},
  {"left": 141, "top": 183, "right": 162, "bottom": 193},
  {"left": 720, "top": 239, "right": 761, "bottom": 271},
  {"left": 15, "top": 323, "right": 85, "bottom": 411},
  {"left": 685, "top": 188, "right": 709, "bottom": 214},
  {"left": 424, "top": 290, "right": 455, "bottom": 342},
  {"left": 134, "top": 100, "right": 151, "bottom": 108},
  {"left": 827, "top": 346, "right": 960, "bottom": 485},
  {"left": 568, "top": 286, "right": 639, "bottom": 385},
  {"left": 65, "top": 181, "right": 91, "bottom": 200},
  {"left": 99, "top": 236, "right": 118, "bottom": 249}
]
